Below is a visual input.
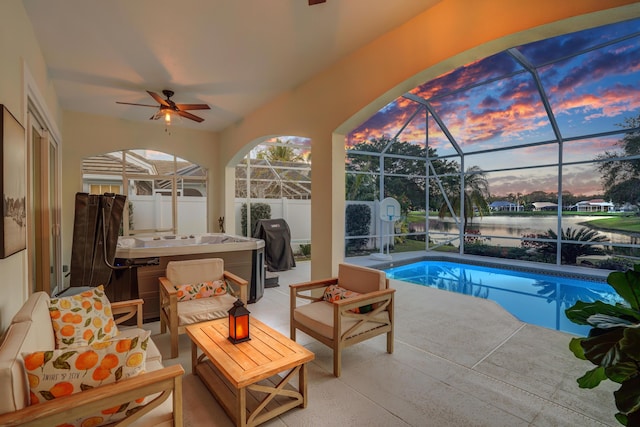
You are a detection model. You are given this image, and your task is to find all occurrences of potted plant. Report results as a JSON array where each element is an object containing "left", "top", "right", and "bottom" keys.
[{"left": 566, "top": 265, "right": 640, "bottom": 426}]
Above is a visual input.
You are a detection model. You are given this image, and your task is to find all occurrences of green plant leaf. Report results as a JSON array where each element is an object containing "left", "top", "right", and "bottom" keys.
[
  {"left": 581, "top": 327, "right": 624, "bottom": 367},
  {"left": 615, "top": 412, "right": 628, "bottom": 426},
  {"left": 565, "top": 301, "right": 640, "bottom": 326},
  {"left": 606, "top": 361, "right": 639, "bottom": 384},
  {"left": 569, "top": 337, "right": 586, "bottom": 360},
  {"left": 620, "top": 327, "right": 640, "bottom": 359},
  {"left": 577, "top": 366, "right": 606, "bottom": 388},
  {"left": 608, "top": 269, "right": 640, "bottom": 311},
  {"left": 614, "top": 375, "right": 640, "bottom": 414}
]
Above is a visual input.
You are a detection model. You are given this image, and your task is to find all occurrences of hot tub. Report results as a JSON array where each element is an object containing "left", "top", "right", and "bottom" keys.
[{"left": 112, "top": 233, "right": 265, "bottom": 320}]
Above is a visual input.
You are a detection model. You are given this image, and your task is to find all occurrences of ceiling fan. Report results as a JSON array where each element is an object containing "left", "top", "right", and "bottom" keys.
[
  {"left": 309, "top": 0, "right": 326, "bottom": 5},
  {"left": 116, "top": 90, "right": 210, "bottom": 123}
]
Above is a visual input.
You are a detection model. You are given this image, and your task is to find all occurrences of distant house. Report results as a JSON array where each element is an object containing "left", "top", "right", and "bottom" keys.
[
  {"left": 532, "top": 202, "right": 558, "bottom": 211},
  {"left": 573, "top": 199, "right": 614, "bottom": 212},
  {"left": 489, "top": 201, "right": 522, "bottom": 212}
]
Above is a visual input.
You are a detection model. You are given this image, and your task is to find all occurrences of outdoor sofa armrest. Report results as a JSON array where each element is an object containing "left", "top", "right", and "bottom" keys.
[{"left": 0, "top": 364, "right": 185, "bottom": 427}]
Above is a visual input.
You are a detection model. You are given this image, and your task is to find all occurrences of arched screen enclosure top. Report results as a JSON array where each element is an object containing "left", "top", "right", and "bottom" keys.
[{"left": 346, "top": 17, "right": 640, "bottom": 270}]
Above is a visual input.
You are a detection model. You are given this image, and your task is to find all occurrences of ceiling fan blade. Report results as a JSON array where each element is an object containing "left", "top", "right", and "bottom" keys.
[
  {"left": 147, "top": 90, "right": 170, "bottom": 107},
  {"left": 175, "top": 103, "right": 210, "bottom": 111},
  {"left": 309, "top": 0, "right": 326, "bottom": 5},
  {"left": 116, "top": 101, "right": 158, "bottom": 108},
  {"left": 177, "top": 110, "right": 204, "bottom": 123}
]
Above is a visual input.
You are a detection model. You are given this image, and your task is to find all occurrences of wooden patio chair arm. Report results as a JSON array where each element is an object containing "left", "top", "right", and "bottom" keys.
[
  {"left": 290, "top": 278, "right": 338, "bottom": 293},
  {"left": 290, "top": 278, "right": 338, "bottom": 306},
  {"left": 111, "top": 298, "right": 145, "bottom": 328},
  {"left": 159, "top": 276, "right": 177, "bottom": 296},
  {"left": 223, "top": 270, "right": 249, "bottom": 304},
  {"left": 0, "top": 364, "right": 185, "bottom": 427}
]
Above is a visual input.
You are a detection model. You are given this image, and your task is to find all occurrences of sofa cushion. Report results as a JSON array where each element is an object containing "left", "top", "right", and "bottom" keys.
[
  {"left": 174, "top": 280, "right": 227, "bottom": 301},
  {"left": 48, "top": 285, "right": 119, "bottom": 349},
  {"left": 293, "top": 300, "right": 390, "bottom": 340},
  {"left": 176, "top": 293, "right": 236, "bottom": 326},
  {"left": 22, "top": 330, "right": 150, "bottom": 427}
]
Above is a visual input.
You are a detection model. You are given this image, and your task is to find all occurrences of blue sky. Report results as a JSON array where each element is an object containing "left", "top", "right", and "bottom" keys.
[{"left": 347, "top": 18, "right": 640, "bottom": 197}]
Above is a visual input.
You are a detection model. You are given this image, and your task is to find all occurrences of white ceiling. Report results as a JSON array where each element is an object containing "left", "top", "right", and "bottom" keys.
[{"left": 23, "top": 0, "right": 440, "bottom": 132}]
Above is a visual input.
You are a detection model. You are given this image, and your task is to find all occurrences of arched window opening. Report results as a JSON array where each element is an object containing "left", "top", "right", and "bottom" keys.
[
  {"left": 234, "top": 136, "right": 311, "bottom": 255},
  {"left": 82, "top": 149, "right": 207, "bottom": 236},
  {"left": 346, "top": 17, "right": 640, "bottom": 270}
]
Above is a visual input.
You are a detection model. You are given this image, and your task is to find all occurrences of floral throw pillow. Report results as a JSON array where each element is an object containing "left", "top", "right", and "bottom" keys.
[
  {"left": 48, "top": 285, "right": 119, "bottom": 349},
  {"left": 174, "top": 280, "right": 227, "bottom": 301},
  {"left": 322, "top": 284, "right": 373, "bottom": 314},
  {"left": 22, "top": 331, "right": 150, "bottom": 427}
]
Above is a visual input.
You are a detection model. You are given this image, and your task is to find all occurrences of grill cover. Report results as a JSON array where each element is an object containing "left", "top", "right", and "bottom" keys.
[{"left": 253, "top": 219, "right": 296, "bottom": 272}]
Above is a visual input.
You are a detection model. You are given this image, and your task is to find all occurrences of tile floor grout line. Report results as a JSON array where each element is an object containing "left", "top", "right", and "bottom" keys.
[{"left": 471, "top": 323, "right": 527, "bottom": 369}]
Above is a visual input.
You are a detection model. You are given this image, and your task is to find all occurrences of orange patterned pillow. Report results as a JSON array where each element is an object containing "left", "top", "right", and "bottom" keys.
[
  {"left": 174, "top": 280, "right": 227, "bottom": 301},
  {"left": 322, "top": 284, "right": 373, "bottom": 314},
  {"left": 48, "top": 285, "right": 119, "bottom": 349},
  {"left": 22, "top": 331, "right": 150, "bottom": 427}
]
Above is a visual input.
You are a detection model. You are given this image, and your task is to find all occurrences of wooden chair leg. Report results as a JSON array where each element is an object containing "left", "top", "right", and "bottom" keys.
[
  {"left": 333, "top": 348, "right": 341, "bottom": 377},
  {"left": 171, "top": 330, "right": 179, "bottom": 359},
  {"left": 160, "top": 315, "right": 166, "bottom": 334},
  {"left": 387, "top": 330, "right": 394, "bottom": 354}
]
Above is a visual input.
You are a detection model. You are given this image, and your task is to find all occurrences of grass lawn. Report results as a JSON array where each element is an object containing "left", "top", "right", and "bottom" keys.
[{"left": 586, "top": 216, "right": 640, "bottom": 233}]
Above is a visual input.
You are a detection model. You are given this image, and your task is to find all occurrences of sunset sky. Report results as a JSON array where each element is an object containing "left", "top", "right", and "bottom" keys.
[{"left": 347, "top": 17, "right": 640, "bottom": 198}]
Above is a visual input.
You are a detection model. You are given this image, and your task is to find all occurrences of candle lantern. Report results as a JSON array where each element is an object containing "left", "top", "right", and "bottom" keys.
[{"left": 228, "top": 299, "right": 251, "bottom": 344}]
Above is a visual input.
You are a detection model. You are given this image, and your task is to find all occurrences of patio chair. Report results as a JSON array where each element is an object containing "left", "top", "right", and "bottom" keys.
[
  {"left": 290, "top": 263, "right": 394, "bottom": 377},
  {"left": 159, "top": 258, "right": 248, "bottom": 358}
]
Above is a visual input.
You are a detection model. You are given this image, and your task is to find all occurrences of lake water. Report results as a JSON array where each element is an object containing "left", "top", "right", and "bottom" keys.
[{"left": 413, "top": 215, "right": 636, "bottom": 246}]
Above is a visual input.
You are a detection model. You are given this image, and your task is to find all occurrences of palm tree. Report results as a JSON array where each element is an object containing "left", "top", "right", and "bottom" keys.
[
  {"left": 537, "top": 227, "right": 609, "bottom": 264},
  {"left": 438, "top": 165, "right": 490, "bottom": 233},
  {"left": 256, "top": 141, "right": 305, "bottom": 162}
]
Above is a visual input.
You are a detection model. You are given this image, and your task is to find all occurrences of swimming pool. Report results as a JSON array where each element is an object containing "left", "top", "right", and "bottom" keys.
[{"left": 384, "top": 260, "right": 623, "bottom": 335}]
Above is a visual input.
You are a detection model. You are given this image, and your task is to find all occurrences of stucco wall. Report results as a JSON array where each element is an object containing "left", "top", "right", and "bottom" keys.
[{"left": 0, "top": 1, "right": 61, "bottom": 331}]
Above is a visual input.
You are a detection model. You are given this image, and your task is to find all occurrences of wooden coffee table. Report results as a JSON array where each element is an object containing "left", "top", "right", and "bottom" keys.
[{"left": 186, "top": 317, "right": 315, "bottom": 427}]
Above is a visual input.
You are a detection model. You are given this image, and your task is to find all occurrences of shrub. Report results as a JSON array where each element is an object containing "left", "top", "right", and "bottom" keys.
[
  {"left": 241, "top": 203, "right": 271, "bottom": 236},
  {"left": 299, "top": 243, "right": 311, "bottom": 257},
  {"left": 345, "top": 204, "right": 371, "bottom": 254}
]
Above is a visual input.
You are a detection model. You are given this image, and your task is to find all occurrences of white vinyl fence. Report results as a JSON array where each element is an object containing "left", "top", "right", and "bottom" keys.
[{"left": 129, "top": 195, "right": 385, "bottom": 254}]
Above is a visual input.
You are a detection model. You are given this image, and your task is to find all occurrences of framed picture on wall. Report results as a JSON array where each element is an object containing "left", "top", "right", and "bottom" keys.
[{"left": 0, "top": 105, "right": 26, "bottom": 258}]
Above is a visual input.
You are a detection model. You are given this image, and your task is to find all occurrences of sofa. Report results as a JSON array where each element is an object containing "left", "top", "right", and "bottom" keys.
[{"left": 0, "top": 289, "right": 184, "bottom": 427}]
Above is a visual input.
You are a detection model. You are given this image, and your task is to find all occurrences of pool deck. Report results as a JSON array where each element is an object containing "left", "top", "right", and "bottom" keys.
[
  {"left": 153, "top": 256, "right": 619, "bottom": 426},
  {"left": 350, "top": 250, "right": 612, "bottom": 282}
]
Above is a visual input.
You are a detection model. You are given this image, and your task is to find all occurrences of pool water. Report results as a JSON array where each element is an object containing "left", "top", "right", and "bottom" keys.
[{"left": 384, "top": 260, "right": 624, "bottom": 335}]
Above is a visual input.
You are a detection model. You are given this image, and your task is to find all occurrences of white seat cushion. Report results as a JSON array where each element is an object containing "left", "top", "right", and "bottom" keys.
[
  {"left": 176, "top": 293, "right": 236, "bottom": 326},
  {"left": 293, "top": 301, "right": 390, "bottom": 340}
]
